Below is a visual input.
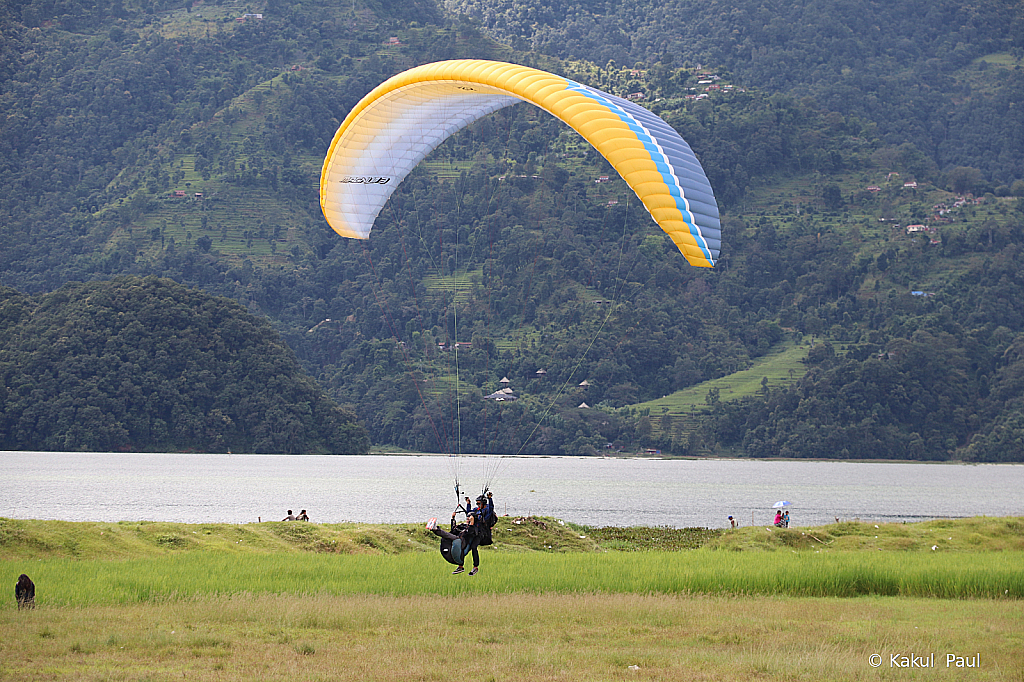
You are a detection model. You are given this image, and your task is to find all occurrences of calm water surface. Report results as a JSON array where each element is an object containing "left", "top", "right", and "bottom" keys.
[{"left": 2, "top": 452, "right": 1021, "bottom": 528}]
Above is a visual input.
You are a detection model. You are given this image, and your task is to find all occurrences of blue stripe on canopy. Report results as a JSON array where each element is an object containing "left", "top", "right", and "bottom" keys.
[{"left": 565, "top": 80, "right": 717, "bottom": 265}]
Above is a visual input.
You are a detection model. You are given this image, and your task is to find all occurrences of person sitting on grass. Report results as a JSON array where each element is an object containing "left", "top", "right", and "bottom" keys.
[
  {"left": 15, "top": 574, "right": 34, "bottom": 609},
  {"left": 426, "top": 512, "right": 482, "bottom": 575}
]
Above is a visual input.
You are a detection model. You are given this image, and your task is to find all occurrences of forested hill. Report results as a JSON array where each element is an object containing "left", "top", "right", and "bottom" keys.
[
  {"left": 1, "top": 0, "right": 1023, "bottom": 460},
  {"left": 0, "top": 277, "right": 369, "bottom": 453},
  {"left": 444, "top": 0, "right": 1024, "bottom": 184}
]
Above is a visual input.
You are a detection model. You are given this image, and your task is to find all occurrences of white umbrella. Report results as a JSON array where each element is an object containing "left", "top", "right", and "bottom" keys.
[{"left": 771, "top": 501, "right": 792, "bottom": 508}]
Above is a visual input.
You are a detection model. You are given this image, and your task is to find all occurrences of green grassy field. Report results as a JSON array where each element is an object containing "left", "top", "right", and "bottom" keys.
[
  {"left": 421, "top": 268, "right": 483, "bottom": 302},
  {"left": 2, "top": 517, "right": 1022, "bottom": 681},
  {"left": 3, "top": 516, "right": 1022, "bottom": 604},
  {"left": 628, "top": 336, "right": 812, "bottom": 439},
  {"left": 6, "top": 548, "right": 1022, "bottom": 606}
]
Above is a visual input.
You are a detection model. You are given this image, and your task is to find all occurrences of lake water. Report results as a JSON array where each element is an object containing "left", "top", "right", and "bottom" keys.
[{"left": 2, "top": 452, "right": 1021, "bottom": 529}]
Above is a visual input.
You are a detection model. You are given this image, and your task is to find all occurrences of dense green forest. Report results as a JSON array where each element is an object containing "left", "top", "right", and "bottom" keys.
[
  {"left": 443, "top": 0, "right": 1024, "bottom": 184},
  {"left": 1, "top": 0, "right": 1023, "bottom": 459},
  {"left": 0, "top": 277, "right": 369, "bottom": 453}
]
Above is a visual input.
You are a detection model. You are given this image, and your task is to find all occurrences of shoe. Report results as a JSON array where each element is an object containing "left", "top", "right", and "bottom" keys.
[
  {"left": 469, "top": 567, "right": 478, "bottom": 576},
  {"left": 426, "top": 518, "right": 437, "bottom": 530},
  {"left": 452, "top": 566, "right": 465, "bottom": 574}
]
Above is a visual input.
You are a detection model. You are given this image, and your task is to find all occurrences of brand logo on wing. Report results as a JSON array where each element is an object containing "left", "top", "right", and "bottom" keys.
[{"left": 338, "top": 176, "right": 392, "bottom": 184}]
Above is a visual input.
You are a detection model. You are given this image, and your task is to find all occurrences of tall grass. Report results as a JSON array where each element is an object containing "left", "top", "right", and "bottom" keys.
[{"left": 7, "top": 549, "right": 1021, "bottom": 607}]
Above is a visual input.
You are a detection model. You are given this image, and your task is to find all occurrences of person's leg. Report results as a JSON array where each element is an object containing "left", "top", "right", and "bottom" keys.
[{"left": 431, "top": 527, "right": 459, "bottom": 541}]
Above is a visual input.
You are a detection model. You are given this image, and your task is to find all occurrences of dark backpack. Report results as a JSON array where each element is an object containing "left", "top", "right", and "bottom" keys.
[{"left": 478, "top": 523, "right": 493, "bottom": 546}]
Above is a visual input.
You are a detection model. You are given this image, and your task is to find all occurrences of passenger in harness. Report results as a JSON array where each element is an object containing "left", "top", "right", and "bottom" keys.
[{"left": 427, "top": 512, "right": 482, "bottom": 575}]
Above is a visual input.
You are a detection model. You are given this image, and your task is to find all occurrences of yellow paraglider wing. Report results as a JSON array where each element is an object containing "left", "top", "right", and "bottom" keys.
[{"left": 321, "top": 60, "right": 720, "bottom": 267}]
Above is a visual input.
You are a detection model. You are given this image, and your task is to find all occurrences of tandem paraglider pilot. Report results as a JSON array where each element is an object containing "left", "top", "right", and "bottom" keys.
[
  {"left": 426, "top": 514, "right": 482, "bottom": 575},
  {"left": 426, "top": 493, "right": 497, "bottom": 575}
]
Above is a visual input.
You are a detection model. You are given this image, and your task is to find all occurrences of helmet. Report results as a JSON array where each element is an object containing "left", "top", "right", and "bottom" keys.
[{"left": 476, "top": 495, "right": 486, "bottom": 503}]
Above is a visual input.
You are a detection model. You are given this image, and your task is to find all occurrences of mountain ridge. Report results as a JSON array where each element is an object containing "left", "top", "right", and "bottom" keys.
[{"left": 1, "top": 0, "right": 1022, "bottom": 459}]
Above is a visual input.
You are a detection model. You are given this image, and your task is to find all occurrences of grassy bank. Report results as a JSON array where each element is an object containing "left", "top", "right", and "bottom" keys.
[
  {"left": 0, "top": 515, "right": 721, "bottom": 561},
  {"left": 3, "top": 515, "right": 1022, "bottom": 561}
]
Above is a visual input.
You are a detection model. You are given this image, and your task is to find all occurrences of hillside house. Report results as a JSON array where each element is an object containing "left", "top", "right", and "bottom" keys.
[{"left": 485, "top": 387, "right": 517, "bottom": 401}]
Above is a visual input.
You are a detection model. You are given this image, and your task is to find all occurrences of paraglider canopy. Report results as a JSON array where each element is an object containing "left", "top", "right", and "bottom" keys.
[{"left": 321, "top": 59, "right": 721, "bottom": 267}]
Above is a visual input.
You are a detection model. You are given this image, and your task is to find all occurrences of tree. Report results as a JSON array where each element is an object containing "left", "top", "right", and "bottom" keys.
[
  {"left": 821, "top": 183, "right": 844, "bottom": 210},
  {"left": 948, "top": 166, "right": 982, "bottom": 195}
]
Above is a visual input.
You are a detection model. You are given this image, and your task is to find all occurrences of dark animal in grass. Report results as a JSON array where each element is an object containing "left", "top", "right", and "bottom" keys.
[{"left": 15, "top": 574, "right": 35, "bottom": 609}]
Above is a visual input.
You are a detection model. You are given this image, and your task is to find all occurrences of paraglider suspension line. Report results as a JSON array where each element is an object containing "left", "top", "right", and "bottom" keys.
[{"left": 511, "top": 194, "right": 634, "bottom": 457}]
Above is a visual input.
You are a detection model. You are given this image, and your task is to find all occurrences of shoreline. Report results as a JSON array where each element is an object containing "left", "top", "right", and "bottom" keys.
[
  {"left": 7, "top": 448, "right": 1024, "bottom": 464},
  {"left": 369, "top": 450, "right": 1022, "bottom": 464}
]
